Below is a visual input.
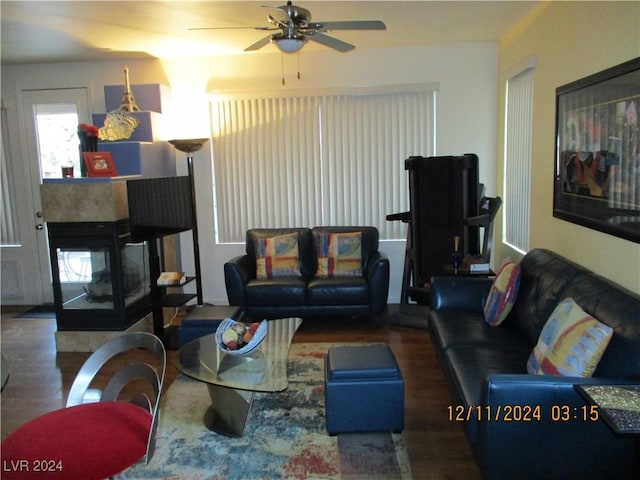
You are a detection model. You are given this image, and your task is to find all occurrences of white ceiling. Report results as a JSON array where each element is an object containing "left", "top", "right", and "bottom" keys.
[{"left": 1, "top": 1, "right": 539, "bottom": 65}]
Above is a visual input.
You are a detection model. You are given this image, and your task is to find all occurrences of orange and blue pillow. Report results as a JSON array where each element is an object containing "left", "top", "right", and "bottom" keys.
[
  {"left": 255, "top": 232, "right": 301, "bottom": 279},
  {"left": 527, "top": 298, "right": 613, "bottom": 377},
  {"left": 483, "top": 262, "right": 521, "bottom": 326},
  {"left": 316, "top": 232, "right": 363, "bottom": 277}
]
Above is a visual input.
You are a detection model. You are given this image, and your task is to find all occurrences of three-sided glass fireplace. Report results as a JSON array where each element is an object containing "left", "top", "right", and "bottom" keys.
[{"left": 47, "top": 220, "right": 152, "bottom": 330}]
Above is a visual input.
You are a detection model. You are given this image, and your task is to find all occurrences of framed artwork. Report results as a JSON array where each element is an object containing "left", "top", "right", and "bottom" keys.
[
  {"left": 553, "top": 57, "right": 640, "bottom": 243},
  {"left": 82, "top": 152, "right": 117, "bottom": 177}
]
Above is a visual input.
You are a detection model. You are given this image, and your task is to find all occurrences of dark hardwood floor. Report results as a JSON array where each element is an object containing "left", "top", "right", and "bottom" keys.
[{"left": 0, "top": 307, "right": 480, "bottom": 480}]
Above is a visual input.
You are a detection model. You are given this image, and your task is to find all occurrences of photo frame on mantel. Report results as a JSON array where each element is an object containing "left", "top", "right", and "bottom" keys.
[
  {"left": 83, "top": 152, "right": 117, "bottom": 177},
  {"left": 553, "top": 57, "right": 640, "bottom": 243}
]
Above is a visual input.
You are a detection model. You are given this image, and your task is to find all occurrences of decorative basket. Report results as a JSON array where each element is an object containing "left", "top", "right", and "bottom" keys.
[{"left": 215, "top": 318, "right": 268, "bottom": 356}]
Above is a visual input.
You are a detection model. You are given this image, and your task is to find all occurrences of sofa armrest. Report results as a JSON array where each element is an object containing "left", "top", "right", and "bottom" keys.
[
  {"left": 477, "top": 374, "right": 636, "bottom": 479},
  {"left": 430, "top": 276, "right": 493, "bottom": 312},
  {"left": 366, "top": 251, "right": 390, "bottom": 314},
  {"left": 224, "top": 255, "right": 254, "bottom": 306}
]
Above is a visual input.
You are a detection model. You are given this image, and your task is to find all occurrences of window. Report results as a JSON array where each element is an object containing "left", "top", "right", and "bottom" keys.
[
  {"left": 211, "top": 86, "right": 436, "bottom": 243},
  {"left": 34, "top": 103, "right": 80, "bottom": 178},
  {"left": 503, "top": 57, "right": 536, "bottom": 253}
]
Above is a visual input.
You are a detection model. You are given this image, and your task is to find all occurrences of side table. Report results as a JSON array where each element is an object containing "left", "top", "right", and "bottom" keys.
[
  {"left": 176, "top": 317, "right": 302, "bottom": 437},
  {"left": 575, "top": 384, "right": 640, "bottom": 434},
  {"left": 575, "top": 384, "right": 640, "bottom": 475},
  {"left": 442, "top": 264, "right": 495, "bottom": 277}
]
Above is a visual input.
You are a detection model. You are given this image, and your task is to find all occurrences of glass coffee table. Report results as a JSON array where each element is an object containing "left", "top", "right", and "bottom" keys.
[{"left": 176, "top": 317, "right": 303, "bottom": 437}]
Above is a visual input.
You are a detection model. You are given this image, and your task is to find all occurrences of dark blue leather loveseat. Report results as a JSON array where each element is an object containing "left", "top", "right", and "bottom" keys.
[
  {"left": 429, "top": 249, "right": 639, "bottom": 479},
  {"left": 224, "top": 226, "right": 390, "bottom": 320}
]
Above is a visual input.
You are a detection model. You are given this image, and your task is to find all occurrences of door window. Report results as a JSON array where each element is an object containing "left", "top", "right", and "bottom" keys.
[{"left": 33, "top": 103, "right": 80, "bottom": 178}]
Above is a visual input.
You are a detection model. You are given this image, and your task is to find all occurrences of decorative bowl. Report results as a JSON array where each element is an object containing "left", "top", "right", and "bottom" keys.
[{"left": 215, "top": 318, "right": 268, "bottom": 356}]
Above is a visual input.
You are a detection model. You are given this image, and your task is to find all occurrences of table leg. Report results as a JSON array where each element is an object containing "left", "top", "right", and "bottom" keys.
[{"left": 204, "top": 384, "right": 255, "bottom": 437}]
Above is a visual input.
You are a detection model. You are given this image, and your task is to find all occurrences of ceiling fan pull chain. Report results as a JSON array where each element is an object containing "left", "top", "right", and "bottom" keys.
[
  {"left": 297, "top": 51, "right": 301, "bottom": 80},
  {"left": 281, "top": 54, "right": 286, "bottom": 86}
]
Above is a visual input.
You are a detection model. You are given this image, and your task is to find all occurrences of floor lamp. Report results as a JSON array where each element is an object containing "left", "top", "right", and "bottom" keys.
[{"left": 168, "top": 138, "right": 209, "bottom": 306}]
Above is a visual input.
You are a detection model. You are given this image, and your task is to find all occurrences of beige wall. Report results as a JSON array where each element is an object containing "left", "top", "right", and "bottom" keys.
[{"left": 496, "top": 1, "right": 640, "bottom": 294}]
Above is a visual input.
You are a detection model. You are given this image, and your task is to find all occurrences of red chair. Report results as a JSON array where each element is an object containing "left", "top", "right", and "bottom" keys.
[{"left": 1, "top": 332, "right": 166, "bottom": 479}]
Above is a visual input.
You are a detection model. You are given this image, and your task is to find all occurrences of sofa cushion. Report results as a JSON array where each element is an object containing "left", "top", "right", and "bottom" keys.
[
  {"left": 430, "top": 310, "right": 531, "bottom": 352},
  {"left": 445, "top": 345, "right": 532, "bottom": 400},
  {"left": 254, "top": 232, "right": 301, "bottom": 278},
  {"left": 484, "top": 262, "right": 521, "bottom": 326},
  {"left": 245, "top": 277, "right": 307, "bottom": 306},
  {"left": 316, "top": 231, "right": 363, "bottom": 277},
  {"left": 442, "top": 345, "right": 531, "bottom": 443},
  {"left": 527, "top": 298, "right": 613, "bottom": 377},
  {"left": 307, "top": 277, "right": 369, "bottom": 306}
]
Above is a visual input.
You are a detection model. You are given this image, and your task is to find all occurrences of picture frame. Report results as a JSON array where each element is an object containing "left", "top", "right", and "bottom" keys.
[
  {"left": 82, "top": 152, "right": 117, "bottom": 177},
  {"left": 553, "top": 57, "right": 640, "bottom": 244}
]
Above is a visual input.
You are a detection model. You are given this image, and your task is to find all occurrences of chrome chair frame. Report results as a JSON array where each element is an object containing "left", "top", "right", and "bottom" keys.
[{"left": 66, "top": 332, "right": 166, "bottom": 465}]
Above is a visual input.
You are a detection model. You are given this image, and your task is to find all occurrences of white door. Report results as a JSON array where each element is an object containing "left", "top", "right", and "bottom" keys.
[{"left": 1, "top": 88, "right": 90, "bottom": 305}]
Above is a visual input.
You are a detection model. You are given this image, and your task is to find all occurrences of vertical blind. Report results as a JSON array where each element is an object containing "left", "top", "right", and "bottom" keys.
[
  {"left": 211, "top": 87, "right": 435, "bottom": 243},
  {"left": 504, "top": 65, "right": 535, "bottom": 253}
]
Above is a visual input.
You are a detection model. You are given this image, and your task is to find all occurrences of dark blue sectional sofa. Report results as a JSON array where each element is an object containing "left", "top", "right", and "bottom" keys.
[{"left": 428, "top": 249, "right": 640, "bottom": 479}]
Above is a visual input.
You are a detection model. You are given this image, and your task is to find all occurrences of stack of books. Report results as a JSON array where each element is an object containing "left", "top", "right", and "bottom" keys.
[
  {"left": 463, "top": 256, "right": 492, "bottom": 273},
  {"left": 157, "top": 272, "right": 185, "bottom": 286},
  {"left": 469, "top": 263, "right": 491, "bottom": 273}
]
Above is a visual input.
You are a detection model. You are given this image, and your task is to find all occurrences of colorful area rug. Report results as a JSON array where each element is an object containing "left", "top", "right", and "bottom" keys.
[{"left": 127, "top": 342, "right": 412, "bottom": 480}]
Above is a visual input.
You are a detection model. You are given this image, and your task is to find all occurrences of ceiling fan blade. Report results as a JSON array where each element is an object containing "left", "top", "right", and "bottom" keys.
[
  {"left": 189, "top": 26, "right": 278, "bottom": 31},
  {"left": 310, "top": 20, "right": 386, "bottom": 31},
  {"left": 307, "top": 32, "right": 354, "bottom": 52},
  {"left": 244, "top": 35, "right": 274, "bottom": 51},
  {"left": 262, "top": 5, "right": 291, "bottom": 24}
]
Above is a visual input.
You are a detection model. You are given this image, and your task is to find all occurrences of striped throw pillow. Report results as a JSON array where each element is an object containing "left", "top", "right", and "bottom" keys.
[
  {"left": 527, "top": 298, "right": 613, "bottom": 377},
  {"left": 483, "top": 262, "right": 521, "bottom": 326},
  {"left": 255, "top": 233, "right": 301, "bottom": 278},
  {"left": 316, "top": 232, "right": 363, "bottom": 277}
]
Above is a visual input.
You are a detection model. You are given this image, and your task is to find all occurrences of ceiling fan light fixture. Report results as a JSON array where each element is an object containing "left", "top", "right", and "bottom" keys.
[{"left": 275, "top": 37, "right": 305, "bottom": 53}]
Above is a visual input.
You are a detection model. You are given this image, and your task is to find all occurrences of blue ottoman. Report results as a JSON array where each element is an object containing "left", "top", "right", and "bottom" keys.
[
  {"left": 178, "top": 306, "right": 241, "bottom": 347},
  {"left": 324, "top": 344, "right": 404, "bottom": 435}
]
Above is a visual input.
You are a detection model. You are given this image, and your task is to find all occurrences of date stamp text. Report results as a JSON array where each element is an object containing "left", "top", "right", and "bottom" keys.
[{"left": 447, "top": 404, "right": 599, "bottom": 422}]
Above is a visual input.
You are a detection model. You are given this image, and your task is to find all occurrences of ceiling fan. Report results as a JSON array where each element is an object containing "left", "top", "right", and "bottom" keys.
[{"left": 190, "top": 1, "right": 386, "bottom": 54}]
